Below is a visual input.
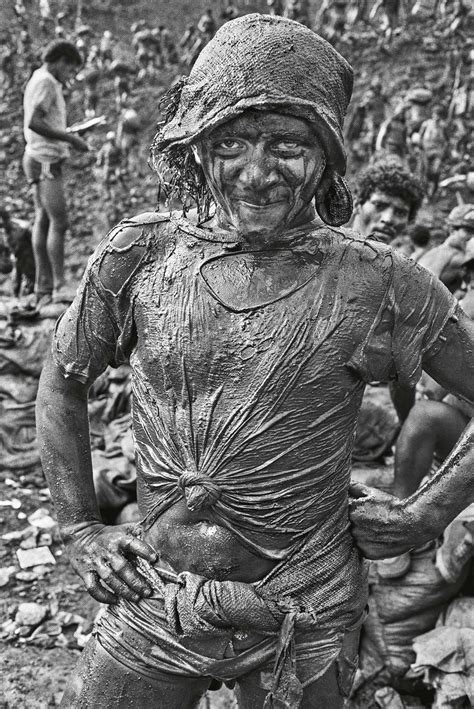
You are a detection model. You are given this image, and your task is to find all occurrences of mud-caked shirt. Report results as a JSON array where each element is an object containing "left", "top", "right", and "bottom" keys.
[{"left": 52, "top": 212, "right": 457, "bottom": 626}]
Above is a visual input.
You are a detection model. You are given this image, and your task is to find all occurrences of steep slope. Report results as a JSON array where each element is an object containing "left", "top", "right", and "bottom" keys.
[{"left": 0, "top": 1, "right": 468, "bottom": 281}]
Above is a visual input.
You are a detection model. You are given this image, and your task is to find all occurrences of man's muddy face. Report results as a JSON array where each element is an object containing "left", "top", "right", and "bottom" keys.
[
  {"left": 355, "top": 190, "right": 410, "bottom": 243},
  {"left": 196, "top": 110, "right": 326, "bottom": 242}
]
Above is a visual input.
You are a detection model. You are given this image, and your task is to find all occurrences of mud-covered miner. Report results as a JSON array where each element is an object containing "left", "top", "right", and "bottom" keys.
[{"left": 36, "top": 14, "right": 474, "bottom": 709}]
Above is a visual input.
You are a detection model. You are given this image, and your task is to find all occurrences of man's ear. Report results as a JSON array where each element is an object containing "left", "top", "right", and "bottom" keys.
[{"left": 191, "top": 145, "right": 201, "bottom": 165}]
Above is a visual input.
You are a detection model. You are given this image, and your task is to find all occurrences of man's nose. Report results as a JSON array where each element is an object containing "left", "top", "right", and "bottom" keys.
[
  {"left": 239, "top": 147, "right": 279, "bottom": 190},
  {"left": 380, "top": 208, "right": 395, "bottom": 224}
]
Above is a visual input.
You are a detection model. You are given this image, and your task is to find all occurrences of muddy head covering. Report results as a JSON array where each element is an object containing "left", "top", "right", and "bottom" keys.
[{"left": 153, "top": 13, "right": 354, "bottom": 226}]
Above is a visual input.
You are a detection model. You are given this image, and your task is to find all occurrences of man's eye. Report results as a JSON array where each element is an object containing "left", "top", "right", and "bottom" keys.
[
  {"left": 273, "top": 141, "right": 302, "bottom": 154},
  {"left": 214, "top": 140, "right": 243, "bottom": 153}
]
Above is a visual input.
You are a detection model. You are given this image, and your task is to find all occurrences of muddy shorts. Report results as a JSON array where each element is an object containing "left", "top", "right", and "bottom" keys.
[
  {"left": 22, "top": 153, "right": 64, "bottom": 186},
  {"left": 94, "top": 585, "right": 361, "bottom": 700}
]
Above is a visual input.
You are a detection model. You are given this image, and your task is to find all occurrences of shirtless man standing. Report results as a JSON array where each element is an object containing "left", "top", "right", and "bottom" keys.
[{"left": 36, "top": 16, "right": 474, "bottom": 709}]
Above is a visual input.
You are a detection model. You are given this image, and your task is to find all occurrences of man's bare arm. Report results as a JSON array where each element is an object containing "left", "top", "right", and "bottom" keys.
[
  {"left": 36, "top": 354, "right": 156, "bottom": 602},
  {"left": 350, "top": 311, "right": 474, "bottom": 558},
  {"left": 28, "top": 104, "right": 89, "bottom": 151}
]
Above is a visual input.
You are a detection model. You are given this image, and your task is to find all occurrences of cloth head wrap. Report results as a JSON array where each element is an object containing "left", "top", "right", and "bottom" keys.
[{"left": 156, "top": 14, "right": 354, "bottom": 226}]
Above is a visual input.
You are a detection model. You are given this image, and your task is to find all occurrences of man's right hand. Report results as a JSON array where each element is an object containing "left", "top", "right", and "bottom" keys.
[
  {"left": 348, "top": 482, "right": 435, "bottom": 559},
  {"left": 60, "top": 521, "right": 158, "bottom": 604},
  {"left": 68, "top": 134, "right": 90, "bottom": 152}
]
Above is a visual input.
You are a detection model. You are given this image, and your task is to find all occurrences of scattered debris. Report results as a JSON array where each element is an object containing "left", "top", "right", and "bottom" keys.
[
  {"left": 15, "top": 565, "right": 53, "bottom": 582},
  {"left": 0, "top": 497, "right": 21, "bottom": 509},
  {"left": 17, "top": 546, "right": 56, "bottom": 569},
  {"left": 15, "top": 602, "right": 48, "bottom": 628},
  {"left": 374, "top": 686, "right": 405, "bottom": 708},
  {"left": 1, "top": 601, "right": 93, "bottom": 650},
  {"left": 19, "top": 530, "right": 37, "bottom": 549},
  {"left": 27, "top": 507, "right": 56, "bottom": 530},
  {"left": 0, "top": 565, "right": 16, "bottom": 587},
  {"left": 2, "top": 526, "right": 33, "bottom": 542}
]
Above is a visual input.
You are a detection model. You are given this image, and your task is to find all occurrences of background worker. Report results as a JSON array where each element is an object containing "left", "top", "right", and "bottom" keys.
[{"left": 22, "top": 39, "right": 89, "bottom": 307}]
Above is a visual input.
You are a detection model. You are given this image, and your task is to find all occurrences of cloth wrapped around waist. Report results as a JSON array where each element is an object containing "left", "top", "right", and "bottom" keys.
[
  {"left": 96, "top": 513, "right": 367, "bottom": 707},
  {"left": 97, "top": 578, "right": 354, "bottom": 706}
]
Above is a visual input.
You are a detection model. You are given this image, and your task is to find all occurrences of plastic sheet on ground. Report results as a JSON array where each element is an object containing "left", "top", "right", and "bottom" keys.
[
  {"left": 0, "top": 305, "right": 136, "bottom": 514},
  {"left": 412, "top": 620, "right": 474, "bottom": 706},
  {"left": 358, "top": 541, "right": 468, "bottom": 683},
  {"left": 0, "top": 316, "right": 55, "bottom": 472}
]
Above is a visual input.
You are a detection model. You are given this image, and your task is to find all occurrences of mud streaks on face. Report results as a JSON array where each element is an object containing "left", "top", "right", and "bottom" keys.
[{"left": 195, "top": 110, "right": 326, "bottom": 244}]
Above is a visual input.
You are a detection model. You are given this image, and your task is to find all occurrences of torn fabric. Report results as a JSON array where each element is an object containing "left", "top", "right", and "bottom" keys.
[{"left": 156, "top": 14, "right": 353, "bottom": 174}]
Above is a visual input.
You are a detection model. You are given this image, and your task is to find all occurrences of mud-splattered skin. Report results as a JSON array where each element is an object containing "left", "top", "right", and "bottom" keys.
[
  {"left": 195, "top": 111, "right": 326, "bottom": 244},
  {"left": 37, "top": 111, "right": 474, "bottom": 608},
  {"left": 147, "top": 502, "right": 274, "bottom": 581}
]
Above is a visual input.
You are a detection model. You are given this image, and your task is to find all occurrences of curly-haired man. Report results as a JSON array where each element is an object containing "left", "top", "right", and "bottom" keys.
[{"left": 352, "top": 159, "right": 424, "bottom": 242}]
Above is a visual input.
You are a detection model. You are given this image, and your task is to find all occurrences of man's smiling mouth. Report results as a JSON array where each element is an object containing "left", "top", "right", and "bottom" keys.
[{"left": 237, "top": 199, "right": 286, "bottom": 210}]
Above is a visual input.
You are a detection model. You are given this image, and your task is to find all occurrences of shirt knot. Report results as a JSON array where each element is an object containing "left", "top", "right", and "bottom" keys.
[{"left": 178, "top": 471, "right": 221, "bottom": 511}]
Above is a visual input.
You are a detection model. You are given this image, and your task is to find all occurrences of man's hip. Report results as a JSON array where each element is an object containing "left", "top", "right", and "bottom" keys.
[{"left": 22, "top": 152, "right": 65, "bottom": 186}]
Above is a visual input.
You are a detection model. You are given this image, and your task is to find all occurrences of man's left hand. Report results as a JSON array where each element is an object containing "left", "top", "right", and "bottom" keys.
[
  {"left": 348, "top": 482, "right": 435, "bottom": 559},
  {"left": 68, "top": 134, "right": 90, "bottom": 152}
]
